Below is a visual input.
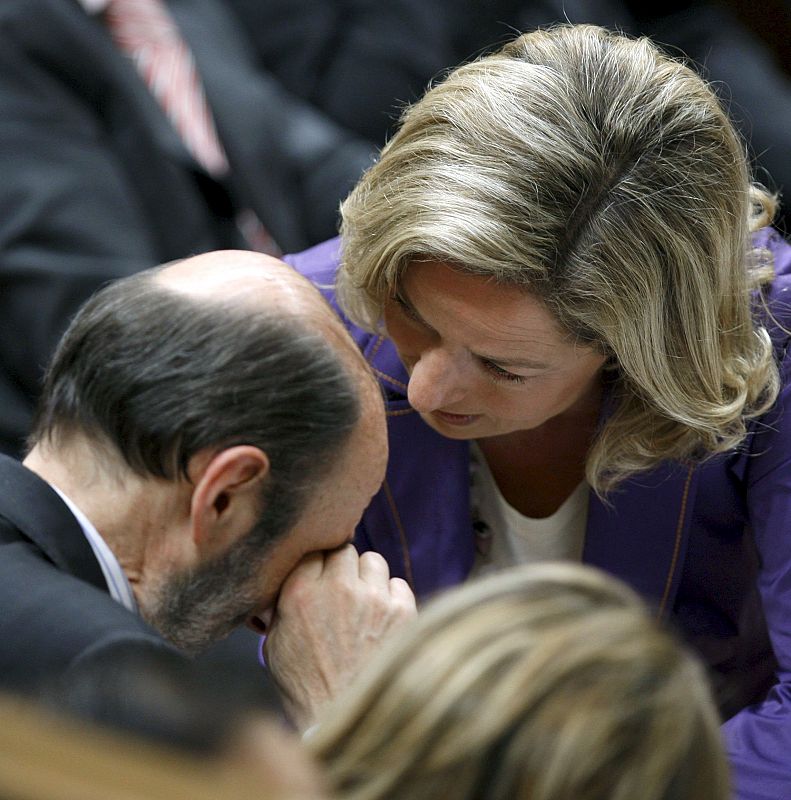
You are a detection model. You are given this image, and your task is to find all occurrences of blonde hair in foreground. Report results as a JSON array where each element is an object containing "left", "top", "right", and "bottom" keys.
[
  {"left": 338, "top": 24, "right": 780, "bottom": 493},
  {"left": 0, "top": 694, "right": 321, "bottom": 800},
  {"left": 311, "top": 563, "right": 729, "bottom": 800}
]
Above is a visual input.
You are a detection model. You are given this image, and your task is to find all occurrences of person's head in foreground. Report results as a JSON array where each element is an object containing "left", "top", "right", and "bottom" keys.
[
  {"left": 24, "top": 251, "right": 388, "bottom": 654},
  {"left": 338, "top": 23, "right": 779, "bottom": 493},
  {"left": 35, "top": 646, "right": 327, "bottom": 799},
  {"left": 0, "top": 688, "right": 327, "bottom": 800},
  {"left": 311, "top": 562, "right": 729, "bottom": 800}
]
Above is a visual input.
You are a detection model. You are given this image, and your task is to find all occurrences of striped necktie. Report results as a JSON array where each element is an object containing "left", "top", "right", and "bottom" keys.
[
  {"left": 105, "top": 0, "right": 229, "bottom": 177},
  {"left": 104, "top": 0, "right": 280, "bottom": 253}
]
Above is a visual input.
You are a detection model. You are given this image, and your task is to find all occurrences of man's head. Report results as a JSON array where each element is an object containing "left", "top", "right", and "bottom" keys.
[{"left": 27, "top": 251, "right": 387, "bottom": 654}]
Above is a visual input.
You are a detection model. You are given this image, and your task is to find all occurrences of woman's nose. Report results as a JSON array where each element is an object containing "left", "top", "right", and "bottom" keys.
[{"left": 407, "top": 348, "right": 466, "bottom": 413}]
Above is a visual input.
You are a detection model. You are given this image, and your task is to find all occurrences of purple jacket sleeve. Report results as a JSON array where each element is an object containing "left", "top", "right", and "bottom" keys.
[
  {"left": 724, "top": 347, "right": 791, "bottom": 800},
  {"left": 722, "top": 233, "right": 791, "bottom": 800}
]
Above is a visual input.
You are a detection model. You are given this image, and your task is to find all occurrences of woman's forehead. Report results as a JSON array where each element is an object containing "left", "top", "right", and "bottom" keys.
[{"left": 400, "top": 260, "right": 580, "bottom": 357}]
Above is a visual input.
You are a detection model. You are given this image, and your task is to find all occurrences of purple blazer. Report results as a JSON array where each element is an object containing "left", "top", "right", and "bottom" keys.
[{"left": 286, "top": 230, "right": 791, "bottom": 800}]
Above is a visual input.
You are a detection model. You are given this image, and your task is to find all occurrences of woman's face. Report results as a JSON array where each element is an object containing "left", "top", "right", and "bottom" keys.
[{"left": 383, "top": 261, "right": 607, "bottom": 440}]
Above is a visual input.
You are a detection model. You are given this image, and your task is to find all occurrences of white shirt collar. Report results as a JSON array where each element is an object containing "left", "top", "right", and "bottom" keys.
[
  {"left": 77, "top": 0, "right": 111, "bottom": 14},
  {"left": 49, "top": 484, "right": 138, "bottom": 613}
]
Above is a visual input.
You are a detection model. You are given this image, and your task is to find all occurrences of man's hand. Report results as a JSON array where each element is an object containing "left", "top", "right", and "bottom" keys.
[{"left": 264, "top": 545, "right": 416, "bottom": 731}]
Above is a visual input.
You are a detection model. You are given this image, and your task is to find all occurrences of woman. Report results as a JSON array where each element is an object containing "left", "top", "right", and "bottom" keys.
[
  {"left": 285, "top": 24, "right": 791, "bottom": 797},
  {"left": 310, "top": 563, "right": 729, "bottom": 800}
]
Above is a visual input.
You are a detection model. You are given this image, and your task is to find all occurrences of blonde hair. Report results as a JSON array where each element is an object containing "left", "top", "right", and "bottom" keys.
[
  {"left": 0, "top": 694, "right": 319, "bottom": 800},
  {"left": 338, "top": 24, "right": 779, "bottom": 493},
  {"left": 311, "top": 563, "right": 729, "bottom": 800}
]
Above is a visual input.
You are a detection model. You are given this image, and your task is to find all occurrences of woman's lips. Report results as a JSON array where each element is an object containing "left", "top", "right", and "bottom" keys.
[{"left": 431, "top": 410, "right": 481, "bottom": 426}]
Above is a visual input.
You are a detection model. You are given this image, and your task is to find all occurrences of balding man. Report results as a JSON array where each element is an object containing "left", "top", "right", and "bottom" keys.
[{"left": 0, "top": 251, "right": 414, "bottom": 727}]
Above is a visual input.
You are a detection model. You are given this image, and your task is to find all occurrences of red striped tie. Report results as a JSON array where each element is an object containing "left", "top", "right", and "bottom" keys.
[
  {"left": 105, "top": 0, "right": 229, "bottom": 177},
  {"left": 104, "top": 0, "right": 280, "bottom": 254}
]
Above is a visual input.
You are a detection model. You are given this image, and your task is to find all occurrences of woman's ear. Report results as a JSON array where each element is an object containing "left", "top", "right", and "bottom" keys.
[{"left": 188, "top": 446, "right": 270, "bottom": 559}]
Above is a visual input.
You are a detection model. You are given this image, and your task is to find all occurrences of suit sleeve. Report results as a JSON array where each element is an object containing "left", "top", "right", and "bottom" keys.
[
  {"left": 225, "top": 0, "right": 457, "bottom": 145},
  {"left": 723, "top": 318, "right": 791, "bottom": 800},
  {"left": 0, "top": 23, "right": 165, "bottom": 453}
]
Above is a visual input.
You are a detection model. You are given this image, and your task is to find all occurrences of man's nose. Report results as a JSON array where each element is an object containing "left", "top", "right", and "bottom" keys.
[{"left": 407, "top": 348, "right": 466, "bottom": 412}]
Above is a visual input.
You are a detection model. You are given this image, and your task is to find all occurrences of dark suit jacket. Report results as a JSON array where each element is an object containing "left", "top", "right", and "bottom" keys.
[
  {"left": 0, "top": 0, "right": 375, "bottom": 457},
  {"left": 227, "top": 0, "right": 458, "bottom": 145},
  {"left": 0, "top": 454, "right": 173, "bottom": 693}
]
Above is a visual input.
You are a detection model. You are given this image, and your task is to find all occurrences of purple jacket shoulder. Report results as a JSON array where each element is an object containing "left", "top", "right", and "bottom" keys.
[{"left": 285, "top": 236, "right": 380, "bottom": 351}]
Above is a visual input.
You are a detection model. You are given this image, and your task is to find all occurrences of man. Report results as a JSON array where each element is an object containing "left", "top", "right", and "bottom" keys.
[
  {"left": 0, "top": 250, "right": 414, "bottom": 727},
  {"left": 0, "top": 0, "right": 375, "bottom": 457}
]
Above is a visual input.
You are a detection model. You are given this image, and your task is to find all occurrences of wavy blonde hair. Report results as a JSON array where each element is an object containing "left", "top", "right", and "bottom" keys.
[
  {"left": 311, "top": 563, "right": 729, "bottom": 800},
  {"left": 337, "top": 24, "right": 779, "bottom": 493}
]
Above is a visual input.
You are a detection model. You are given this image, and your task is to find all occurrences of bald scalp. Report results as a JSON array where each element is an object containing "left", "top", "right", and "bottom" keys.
[
  {"left": 155, "top": 251, "right": 324, "bottom": 313},
  {"left": 153, "top": 251, "right": 371, "bottom": 383}
]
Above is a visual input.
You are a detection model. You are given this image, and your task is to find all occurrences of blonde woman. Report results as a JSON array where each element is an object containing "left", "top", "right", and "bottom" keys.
[
  {"left": 310, "top": 562, "right": 729, "bottom": 800},
  {"left": 284, "top": 24, "right": 791, "bottom": 797}
]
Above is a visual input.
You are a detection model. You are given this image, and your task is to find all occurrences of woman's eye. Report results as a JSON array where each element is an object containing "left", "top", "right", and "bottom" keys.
[
  {"left": 481, "top": 359, "right": 526, "bottom": 384},
  {"left": 393, "top": 292, "right": 422, "bottom": 323}
]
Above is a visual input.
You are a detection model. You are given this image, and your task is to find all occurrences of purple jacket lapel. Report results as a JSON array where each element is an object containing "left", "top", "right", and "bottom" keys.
[{"left": 584, "top": 463, "right": 697, "bottom": 615}]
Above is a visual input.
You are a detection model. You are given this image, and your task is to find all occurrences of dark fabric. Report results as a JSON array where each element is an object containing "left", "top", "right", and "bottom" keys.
[
  {"left": 0, "top": 454, "right": 175, "bottom": 693},
  {"left": 0, "top": 0, "right": 375, "bottom": 458},
  {"left": 227, "top": 0, "right": 458, "bottom": 145}
]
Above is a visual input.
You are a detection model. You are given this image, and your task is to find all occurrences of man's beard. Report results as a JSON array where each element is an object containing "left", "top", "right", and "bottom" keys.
[{"left": 145, "top": 536, "right": 267, "bottom": 656}]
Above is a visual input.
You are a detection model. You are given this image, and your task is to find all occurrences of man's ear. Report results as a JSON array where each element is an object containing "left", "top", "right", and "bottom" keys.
[{"left": 188, "top": 446, "right": 270, "bottom": 558}]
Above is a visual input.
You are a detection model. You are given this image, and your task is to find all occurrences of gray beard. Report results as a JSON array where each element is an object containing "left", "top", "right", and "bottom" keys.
[{"left": 145, "top": 537, "right": 267, "bottom": 656}]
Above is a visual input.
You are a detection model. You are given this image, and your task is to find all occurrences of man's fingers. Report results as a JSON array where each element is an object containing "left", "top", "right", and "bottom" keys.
[
  {"left": 389, "top": 576, "right": 417, "bottom": 615},
  {"left": 358, "top": 550, "right": 391, "bottom": 585},
  {"left": 266, "top": 543, "right": 417, "bottom": 730},
  {"left": 282, "top": 550, "right": 325, "bottom": 585},
  {"left": 272, "top": 551, "right": 326, "bottom": 618},
  {"left": 321, "top": 542, "right": 360, "bottom": 578}
]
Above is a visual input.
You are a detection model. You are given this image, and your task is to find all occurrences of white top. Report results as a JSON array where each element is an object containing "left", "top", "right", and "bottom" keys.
[
  {"left": 469, "top": 444, "right": 588, "bottom": 578},
  {"left": 50, "top": 484, "right": 138, "bottom": 613}
]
